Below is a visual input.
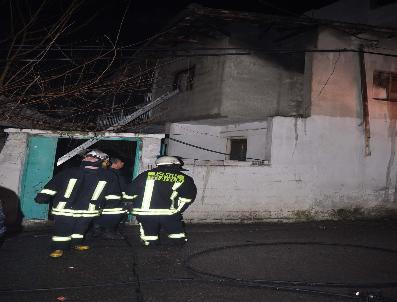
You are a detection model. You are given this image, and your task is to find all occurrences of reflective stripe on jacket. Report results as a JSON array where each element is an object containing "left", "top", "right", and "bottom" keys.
[
  {"left": 35, "top": 166, "right": 121, "bottom": 218},
  {"left": 128, "top": 166, "right": 197, "bottom": 216}
]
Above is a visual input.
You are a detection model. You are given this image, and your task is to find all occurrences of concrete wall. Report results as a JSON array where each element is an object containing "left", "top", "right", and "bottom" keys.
[
  {"left": 0, "top": 131, "right": 28, "bottom": 195},
  {"left": 151, "top": 40, "right": 227, "bottom": 122},
  {"left": 152, "top": 32, "right": 307, "bottom": 124},
  {"left": 221, "top": 53, "right": 304, "bottom": 118},
  {"left": 167, "top": 123, "right": 226, "bottom": 161},
  {"left": 166, "top": 120, "right": 271, "bottom": 162},
  {"left": 167, "top": 28, "right": 397, "bottom": 222},
  {"left": 221, "top": 34, "right": 306, "bottom": 119},
  {"left": 310, "top": 28, "right": 362, "bottom": 118},
  {"left": 182, "top": 116, "right": 397, "bottom": 223}
]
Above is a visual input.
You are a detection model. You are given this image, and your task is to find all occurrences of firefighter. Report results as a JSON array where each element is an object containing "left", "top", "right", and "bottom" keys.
[
  {"left": 128, "top": 156, "right": 197, "bottom": 246},
  {"left": 35, "top": 149, "right": 122, "bottom": 258},
  {"left": 92, "top": 157, "right": 134, "bottom": 239}
]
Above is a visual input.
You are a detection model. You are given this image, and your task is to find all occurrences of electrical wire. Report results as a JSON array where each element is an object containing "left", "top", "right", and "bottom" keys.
[
  {"left": 1, "top": 47, "right": 397, "bottom": 61},
  {"left": 119, "top": 225, "right": 144, "bottom": 302},
  {"left": 2, "top": 241, "right": 397, "bottom": 301},
  {"left": 168, "top": 136, "right": 268, "bottom": 162},
  {"left": 184, "top": 241, "right": 397, "bottom": 301},
  {"left": 184, "top": 241, "right": 397, "bottom": 289}
]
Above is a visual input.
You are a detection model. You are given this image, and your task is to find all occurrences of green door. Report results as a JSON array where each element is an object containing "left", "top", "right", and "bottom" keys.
[{"left": 20, "top": 136, "right": 58, "bottom": 219}]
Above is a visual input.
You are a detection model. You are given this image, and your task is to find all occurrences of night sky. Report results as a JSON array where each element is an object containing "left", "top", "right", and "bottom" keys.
[
  {"left": 1, "top": 0, "right": 337, "bottom": 45},
  {"left": 0, "top": 0, "right": 338, "bottom": 130},
  {"left": 84, "top": 0, "right": 337, "bottom": 43}
]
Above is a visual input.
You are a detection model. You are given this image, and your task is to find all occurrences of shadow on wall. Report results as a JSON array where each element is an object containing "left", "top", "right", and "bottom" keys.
[{"left": 0, "top": 186, "right": 24, "bottom": 247}]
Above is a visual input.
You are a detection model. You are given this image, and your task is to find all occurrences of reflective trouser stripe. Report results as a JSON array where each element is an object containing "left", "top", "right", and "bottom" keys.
[
  {"left": 52, "top": 208, "right": 98, "bottom": 214},
  {"left": 52, "top": 236, "right": 71, "bottom": 242},
  {"left": 132, "top": 209, "right": 178, "bottom": 215},
  {"left": 64, "top": 179, "right": 77, "bottom": 198},
  {"left": 139, "top": 223, "right": 158, "bottom": 245},
  {"left": 141, "top": 235, "right": 159, "bottom": 240},
  {"left": 71, "top": 234, "right": 84, "bottom": 239},
  {"left": 168, "top": 233, "right": 186, "bottom": 239},
  {"left": 51, "top": 212, "right": 99, "bottom": 217},
  {"left": 91, "top": 181, "right": 107, "bottom": 200},
  {"left": 102, "top": 208, "right": 127, "bottom": 215},
  {"left": 51, "top": 209, "right": 99, "bottom": 217},
  {"left": 51, "top": 203, "right": 99, "bottom": 217}
]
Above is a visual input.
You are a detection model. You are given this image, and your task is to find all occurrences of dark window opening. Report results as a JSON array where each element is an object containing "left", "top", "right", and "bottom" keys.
[
  {"left": 229, "top": 138, "right": 247, "bottom": 161},
  {"left": 373, "top": 71, "right": 397, "bottom": 101},
  {"left": 173, "top": 66, "right": 195, "bottom": 92}
]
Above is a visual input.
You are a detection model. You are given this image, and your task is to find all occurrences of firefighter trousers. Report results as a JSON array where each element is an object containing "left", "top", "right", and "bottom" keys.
[
  {"left": 136, "top": 214, "right": 187, "bottom": 246},
  {"left": 51, "top": 215, "right": 95, "bottom": 250},
  {"left": 94, "top": 213, "right": 126, "bottom": 231}
]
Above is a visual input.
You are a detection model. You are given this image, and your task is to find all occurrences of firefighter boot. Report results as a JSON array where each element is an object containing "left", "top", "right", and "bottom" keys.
[
  {"left": 49, "top": 249, "right": 64, "bottom": 258},
  {"left": 73, "top": 245, "right": 90, "bottom": 251}
]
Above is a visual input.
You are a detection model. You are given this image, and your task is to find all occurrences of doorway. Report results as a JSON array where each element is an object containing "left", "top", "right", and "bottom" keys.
[
  {"left": 53, "top": 138, "right": 138, "bottom": 181},
  {"left": 20, "top": 135, "right": 140, "bottom": 220}
]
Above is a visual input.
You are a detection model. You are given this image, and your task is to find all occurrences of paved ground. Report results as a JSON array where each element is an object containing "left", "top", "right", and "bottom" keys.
[{"left": 1, "top": 220, "right": 397, "bottom": 302}]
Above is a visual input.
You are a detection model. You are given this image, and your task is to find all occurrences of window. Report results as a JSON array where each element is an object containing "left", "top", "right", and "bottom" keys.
[
  {"left": 229, "top": 138, "right": 247, "bottom": 161},
  {"left": 173, "top": 66, "right": 195, "bottom": 92},
  {"left": 373, "top": 71, "right": 397, "bottom": 101}
]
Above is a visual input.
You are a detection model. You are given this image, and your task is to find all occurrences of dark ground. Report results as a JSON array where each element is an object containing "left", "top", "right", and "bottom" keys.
[{"left": 1, "top": 220, "right": 397, "bottom": 302}]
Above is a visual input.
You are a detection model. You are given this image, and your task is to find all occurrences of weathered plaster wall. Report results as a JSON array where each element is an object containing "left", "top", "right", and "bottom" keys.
[
  {"left": 0, "top": 131, "right": 28, "bottom": 194},
  {"left": 221, "top": 49, "right": 305, "bottom": 119},
  {"left": 139, "top": 137, "right": 164, "bottom": 172},
  {"left": 181, "top": 116, "right": 397, "bottom": 223},
  {"left": 310, "top": 28, "right": 362, "bottom": 118},
  {"left": 169, "top": 29, "right": 397, "bottom": 222},
  {"left": 166, "top": 121, "right": 270, "bottom": 162},
  {"left": 167, "top": 123, "right": 226, "bottom": 160},
  {"left": 150, "top": 40, "right": 227, "bottom": 122}
]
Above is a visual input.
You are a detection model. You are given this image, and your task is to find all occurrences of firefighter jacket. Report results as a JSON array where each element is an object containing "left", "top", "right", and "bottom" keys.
[
  {"left": 35, "top": 164, "right": 121, "bottom": 218},
  {"left": 128, "top": 166, "right": 197, "bottom": 216},
  {"left": 101, "top": 168, "right": 135, "bottom": 215}
]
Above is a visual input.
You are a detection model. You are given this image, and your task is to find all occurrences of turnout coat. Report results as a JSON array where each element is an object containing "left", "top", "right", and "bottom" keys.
[
  {"left": 128, "top": 166, "right": 197, "bottom": 216},
  {"left": 35, "top": 166, "right": 121, "bottom": 218}
]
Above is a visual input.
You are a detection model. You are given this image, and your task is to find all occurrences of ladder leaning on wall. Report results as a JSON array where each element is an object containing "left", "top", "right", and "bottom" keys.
[{"left": 56, "top": 89, "right": 179, "bottom": 166}]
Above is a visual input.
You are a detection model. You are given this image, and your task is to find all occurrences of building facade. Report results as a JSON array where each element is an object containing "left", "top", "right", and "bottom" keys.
[{"left": 148, "top": 7, "right": 397, "bottom": 222}]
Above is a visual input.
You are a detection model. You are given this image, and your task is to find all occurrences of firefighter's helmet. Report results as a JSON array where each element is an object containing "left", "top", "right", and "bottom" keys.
[
  {"left": 85, "top": 149, "right": 109, "bottom": 161},
  {"left": 155, "top": 156, "right": 182, "bottom": 166}
]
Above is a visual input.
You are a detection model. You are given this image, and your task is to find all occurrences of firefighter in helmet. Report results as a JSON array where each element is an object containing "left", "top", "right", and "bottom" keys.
[
  {"left": 91, "top": 156, "right": 135, "bottom": 239},
  {"left": 127, "top": 156, "right": 197, "bottom": 246},
  {"left": 35, "top": 149, "right": 122, "bottom": 258}
]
